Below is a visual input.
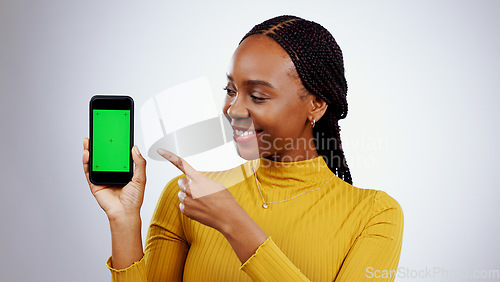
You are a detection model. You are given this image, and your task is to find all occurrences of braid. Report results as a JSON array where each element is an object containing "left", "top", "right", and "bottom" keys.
[{"left": 241, "top": 15, "right": 352, "bottom": 184}]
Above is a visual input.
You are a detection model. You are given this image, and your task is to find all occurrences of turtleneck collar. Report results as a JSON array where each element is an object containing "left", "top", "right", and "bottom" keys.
[{"left": 246, "top": 156, "right": 335, "bottom": 189}]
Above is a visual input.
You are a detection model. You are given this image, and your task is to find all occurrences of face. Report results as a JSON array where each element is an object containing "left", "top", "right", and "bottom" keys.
[{"left": 223, "top": 35, "right": 326, "bottom": 162}]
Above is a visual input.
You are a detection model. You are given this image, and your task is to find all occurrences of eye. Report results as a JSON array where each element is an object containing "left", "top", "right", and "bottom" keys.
[
  {"left": 223, "top": 87, "right": 237, "bottom": 97},
  {"left": 250, "top": 93, "right": 267, "bottom": 102}
]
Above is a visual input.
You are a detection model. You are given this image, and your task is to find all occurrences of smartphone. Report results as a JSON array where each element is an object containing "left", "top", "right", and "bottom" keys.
[{"left": 89, "top": 95, "right": 134, "bottom": 185}]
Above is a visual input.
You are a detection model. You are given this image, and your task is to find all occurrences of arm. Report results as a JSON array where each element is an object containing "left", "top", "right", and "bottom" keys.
[
  {"left": 106, "top": 176, "right": 190, "bottom": 282},
  {"left": 239, "top": 237, "right": 311, "bottom": 281},
  {"left": 105, "top": 215, "right": 146, "bottom": 282},
  {"left": 157, "top": 149, "right": 267, "bottom": 264},
  {"left": 103, "top": 147, "right": 269, "bottom": 281},
  {"left": 108, "top": 215, "right": 144, "bottom": 270},
  {"left": 219, "top": 203, "right": 269, "bottom": 263},
  {"left": 82, "top": 138, "right": 146, "bottom": 276},
  {"left": 157, "top": 149, "right": 310, "bottom": 280},
  {"left": 335, "top": 191, "right": 404, "bottom": 281}
]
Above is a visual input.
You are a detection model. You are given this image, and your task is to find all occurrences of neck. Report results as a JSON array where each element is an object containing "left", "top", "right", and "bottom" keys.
[
  {"left": 261, "top": 150, "right": 319, "bottom": 166},
  {"left": 248, "top": 154, "right": 334, "bottom": 190}
]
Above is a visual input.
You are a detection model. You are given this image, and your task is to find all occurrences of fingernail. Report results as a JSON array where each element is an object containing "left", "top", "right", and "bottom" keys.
[
  {"left": 179, "top": 202, "right": 185, "bottom": 213},
  {"left": 157, "top": 148, "right": 167, "bottom": 156},
  {"left": 135, "top": 146, "right": 141, "bottom": 155},
  {"left": 178, "top": 191, "right": 186, "bottom": 201},
  {"left": 178, "top": 178, "right": 186, "bottom": 192}
]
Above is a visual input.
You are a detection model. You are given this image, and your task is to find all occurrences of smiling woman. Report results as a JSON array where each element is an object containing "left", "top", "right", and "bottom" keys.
[
  {"left": 83, "top": 15, "right": 403, "bottom": 281},
  {"left": 223, "top": 34, "right": 324, "bottom": 163}
]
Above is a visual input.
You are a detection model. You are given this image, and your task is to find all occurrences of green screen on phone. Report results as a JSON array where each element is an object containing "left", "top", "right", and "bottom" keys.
[{"left": 92, "top": 109, "right": 131, "bottom": 172}]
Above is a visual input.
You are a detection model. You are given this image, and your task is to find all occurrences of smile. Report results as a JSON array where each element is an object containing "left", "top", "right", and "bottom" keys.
[
  {"left": 232, "top": 129, "right": 263, "bottom": 143},
  {"left": 235, "top": 129, "right": 257, "bottom": 136}
]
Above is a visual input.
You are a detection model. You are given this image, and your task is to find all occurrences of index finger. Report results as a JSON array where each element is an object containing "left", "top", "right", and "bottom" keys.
[{"left": 157, "top": 148, "right": 199, "bottom": 178}]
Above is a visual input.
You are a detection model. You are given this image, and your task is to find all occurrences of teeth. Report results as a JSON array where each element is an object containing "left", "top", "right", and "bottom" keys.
[{"left": 235, "top": 129, "right": 257, "bottom": 136}]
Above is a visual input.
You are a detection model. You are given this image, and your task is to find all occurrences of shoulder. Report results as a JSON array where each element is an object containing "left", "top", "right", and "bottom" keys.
[
  {"left": 156, "top": 174, "right": 186, "bottom": 207},
  {"left": 337, "top": 184, "right": 405, "bottom": 243},
  {"left": 364, "top": 190, "right": 404, "bottom": 233},
  {"left": 371, "top": 190, "right": 403, "bottom": 215},
  {"left": 337, "top": 179, "right": 403, "bottom": 212},
  {"left": 333, "top": 180, "right": 404, "bottom": 224}
]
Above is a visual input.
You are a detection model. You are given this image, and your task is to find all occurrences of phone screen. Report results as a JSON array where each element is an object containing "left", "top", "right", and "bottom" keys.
[
  {"left": 89, "top": 95, "right": 134, "bottom": 185},
  {"left": 92, "top": 109, "right": 131, "bottom": 172}
]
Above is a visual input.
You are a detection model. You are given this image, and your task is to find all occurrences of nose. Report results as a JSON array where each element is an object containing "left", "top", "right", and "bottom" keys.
[{"left": 226, "top": 93, "right": 249, "bottom": 121}]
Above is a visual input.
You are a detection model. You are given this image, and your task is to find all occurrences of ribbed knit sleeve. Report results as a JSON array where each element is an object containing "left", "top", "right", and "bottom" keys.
[
  {"left": 106, "top": 256, "right": 147, "bottom": 281},
  {"left": 106, "top": 175, "right": 189, "bottom": 282},
  {"left": 335, "top": 191, "right": 404, "bottom": 281},
  {"left": 240, "top": 237, "right": 310, "bottom": 281}
]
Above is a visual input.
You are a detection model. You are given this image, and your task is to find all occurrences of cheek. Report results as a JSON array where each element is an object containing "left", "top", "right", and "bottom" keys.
[
  {"left": 257, "top": 103, "right": 306, "bottom": 140},
  {"left": 270, "top": 101, "right": 306, "bottom": 126}
]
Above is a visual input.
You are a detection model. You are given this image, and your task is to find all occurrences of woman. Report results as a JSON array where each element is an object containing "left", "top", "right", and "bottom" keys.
[{"left": 83, "top": 15, "right": 403, "bottom": 281}]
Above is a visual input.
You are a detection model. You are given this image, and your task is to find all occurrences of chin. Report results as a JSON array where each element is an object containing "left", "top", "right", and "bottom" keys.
[{"left": 233, "top": 142, "right": 262, "bottom": 160}]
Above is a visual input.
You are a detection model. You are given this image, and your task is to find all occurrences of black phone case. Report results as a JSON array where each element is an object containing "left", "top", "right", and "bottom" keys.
[{"left": 89, "top": 95, "right": 134, "bottom": 185}]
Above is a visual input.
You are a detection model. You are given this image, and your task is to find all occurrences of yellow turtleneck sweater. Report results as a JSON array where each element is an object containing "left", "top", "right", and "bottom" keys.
[{"left": 107, "top": 156, "right": 403, "bottom": 281}]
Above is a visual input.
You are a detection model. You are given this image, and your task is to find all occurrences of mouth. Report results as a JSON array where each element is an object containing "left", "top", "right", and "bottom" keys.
[{"left": 232, "top": 128, "right": 263, "bottom": 143}]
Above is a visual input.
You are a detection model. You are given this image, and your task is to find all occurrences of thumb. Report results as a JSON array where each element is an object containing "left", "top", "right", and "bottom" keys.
[{"left": 131, "top": 146, "right": 146, "bottom": 186}]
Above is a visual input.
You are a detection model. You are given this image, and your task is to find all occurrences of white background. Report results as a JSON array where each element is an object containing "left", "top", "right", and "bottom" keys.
[{"left": 1, "top": 1, "right": 499, "bottom": 281}]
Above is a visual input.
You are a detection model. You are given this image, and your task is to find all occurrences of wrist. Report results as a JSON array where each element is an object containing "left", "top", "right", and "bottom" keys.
[
  {"left": 220, "top": 207, "right": 266, "bottom": 241},
  {"left": 219, "top": 206, "right": 268, "bottom": 263},
  {"left": 218, "top": 205, "right": 246, "bottom": 238},
  {"left": 108, "top": 213, "right": 142, "bottom": 232},
  {"left": 107, "top": 209, "right": 141, "bottom": 223}
]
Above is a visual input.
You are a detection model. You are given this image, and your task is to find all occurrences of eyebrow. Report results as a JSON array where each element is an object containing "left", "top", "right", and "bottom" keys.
[{"left": 226, "top": 74, "right": 275, "bottom": 89}]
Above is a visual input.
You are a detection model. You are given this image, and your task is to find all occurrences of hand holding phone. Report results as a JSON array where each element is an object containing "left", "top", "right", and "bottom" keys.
[
  {"left": 82, "top": 138, "right": 146, "bottom": 216},
  {"left": 84, "top": 95, "right": 147, "bottom": 219}
]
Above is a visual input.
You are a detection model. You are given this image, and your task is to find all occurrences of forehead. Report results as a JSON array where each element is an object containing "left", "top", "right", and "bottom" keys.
[{"left": 228, "top": 35, "right": 297, "bottom": 83}]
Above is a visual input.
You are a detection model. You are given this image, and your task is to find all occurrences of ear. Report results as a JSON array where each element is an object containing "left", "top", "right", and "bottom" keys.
[{"left": 308, "top": 95, "right": 328, "bottom": 123}]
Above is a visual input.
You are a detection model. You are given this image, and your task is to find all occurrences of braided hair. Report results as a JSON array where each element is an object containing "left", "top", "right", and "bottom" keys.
[{"left": 241, "top": 15, "right": 353, "bottom": 184}]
